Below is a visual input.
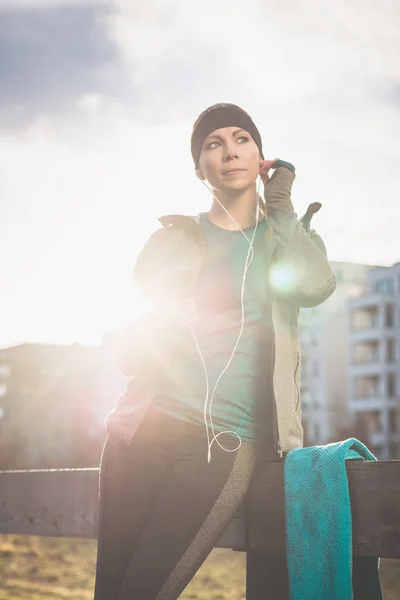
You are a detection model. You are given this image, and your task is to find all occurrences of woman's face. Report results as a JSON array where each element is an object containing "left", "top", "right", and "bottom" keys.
[{"left": 197, "top": 126, "right": 261, "bottom": 192}]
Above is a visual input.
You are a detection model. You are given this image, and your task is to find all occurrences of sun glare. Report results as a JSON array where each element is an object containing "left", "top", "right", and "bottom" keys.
[{"left": 270, "top": 264, "right": 297, "bottom": 293}]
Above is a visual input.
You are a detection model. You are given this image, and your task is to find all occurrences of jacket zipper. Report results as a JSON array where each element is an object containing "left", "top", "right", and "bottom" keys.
[
  {"left": 266, "top": 249, "right": 282, "bottom": 459},
  {"left": 294, "top": 351, "right": 300, "bottom": 411},
  {"left": 271, "top": 339, "right": 282, "bottom": 458},
  {"left": 277, "top": 441, "right": 283, "bottom": 458}
]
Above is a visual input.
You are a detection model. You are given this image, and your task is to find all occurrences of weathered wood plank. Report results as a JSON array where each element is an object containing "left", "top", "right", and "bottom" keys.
[
  {"left": 0, "top": 469, "right": 99, "bottom": 539},
  {"left": 246, "top": 460, "right": 400, "bottom": 558},
  {"left": 0, "top": 468, "right": 245, "bottom": 550},
  {"left": 0, "top": 461, "right": 399, "bottom": 558}
]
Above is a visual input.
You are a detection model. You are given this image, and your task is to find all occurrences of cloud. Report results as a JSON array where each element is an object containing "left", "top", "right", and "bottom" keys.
[
  {"left": 107, "top": 1, "right": 400, "bottom": 107},
  {"left": 0, "top": 0, "right": 399, "bottom": 346},
  {"left": 0, "top": 0, "right": 110, "bottom": 9},
  {"left": 0, "top": 2, "right": 132, "bottom": 127},
  {"left": 103, "top": 0, "right": 400, "bottom": 263}
]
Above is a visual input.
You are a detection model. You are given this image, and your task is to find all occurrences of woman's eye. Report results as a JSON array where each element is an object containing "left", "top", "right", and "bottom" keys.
[{"left": 206, "top": 136, "right": 248, "bottom": 150}]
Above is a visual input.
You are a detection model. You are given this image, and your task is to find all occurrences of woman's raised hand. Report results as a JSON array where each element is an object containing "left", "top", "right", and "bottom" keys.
[{"left": 259, "top": 158, "right": 279, "bottom": 185}]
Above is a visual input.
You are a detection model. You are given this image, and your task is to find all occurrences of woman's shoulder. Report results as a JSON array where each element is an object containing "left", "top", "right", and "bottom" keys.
[
  {"left": 133, "top": 215, "right": 203, "bottom": 283},
  {"left": 158, "top": 213, "right": 201, "bottom": 227}
]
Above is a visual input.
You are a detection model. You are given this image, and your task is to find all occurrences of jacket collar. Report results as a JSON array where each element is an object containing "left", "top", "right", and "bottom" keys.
[
  {"left": 159, "top": 202, "right": 319, "bottom": 233},
  {"left": 159, "top": 213, "right": 277, "bottom": 257},
  {"left": 159, "top": 214, "right": 200, "bottom": 227},
  {"left": 159, "top": 214, "right": 206, "bottom": 258}
]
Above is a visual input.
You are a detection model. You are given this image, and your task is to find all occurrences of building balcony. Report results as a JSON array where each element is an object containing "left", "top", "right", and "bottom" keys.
[
  {"left": 349, "top": 327, "right": 383, "bottom": 343},
  {"left": 349, "top": 292, "right": 394, "bottom": 309},
  {"left": 350, "top": 362, "right": 381, "bottom": 377},
  {"left": 369, "top": 431, "right": 400, "bottom": 447},
  {"left": 350, "top": 397, "right": 382, "bottom": 412},
  {"left": 350, "top": 397, "right": 399, "bottom": 412}
]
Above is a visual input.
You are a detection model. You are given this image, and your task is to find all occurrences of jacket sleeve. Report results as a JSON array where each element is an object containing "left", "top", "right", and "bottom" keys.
[
  {"left": 113, "top": 228, "right": 179, "bottom": 378},
  {"left": 113, "top": 314, "right": 174, "bottom": 377},
  {"left": 265, "top": 166, "right": 337, "bottom": 308}
]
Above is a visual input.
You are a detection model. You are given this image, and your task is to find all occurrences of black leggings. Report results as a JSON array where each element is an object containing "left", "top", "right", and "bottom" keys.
[{"left": 94, "top": 405, "right": 262, "bottom": 599}]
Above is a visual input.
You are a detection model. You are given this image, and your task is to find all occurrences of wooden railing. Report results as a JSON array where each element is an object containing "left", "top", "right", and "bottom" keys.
[{"left": 1, "top": 460, "right": 399, "bottom": 599}]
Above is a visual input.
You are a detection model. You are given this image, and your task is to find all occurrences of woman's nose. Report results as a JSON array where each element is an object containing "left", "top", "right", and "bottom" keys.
[{"left": 223, "top": 143, "right": 239, "bottom": 161}]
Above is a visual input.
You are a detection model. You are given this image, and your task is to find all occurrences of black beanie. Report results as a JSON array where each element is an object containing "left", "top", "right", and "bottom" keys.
[{"left": 191, "top": 103, "right": 263, "bottom": 168}]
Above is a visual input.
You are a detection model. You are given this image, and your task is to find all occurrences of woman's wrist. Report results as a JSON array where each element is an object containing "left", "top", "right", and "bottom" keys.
[{"left": 272, "top": 159, "right": 295, "bottom": 174}]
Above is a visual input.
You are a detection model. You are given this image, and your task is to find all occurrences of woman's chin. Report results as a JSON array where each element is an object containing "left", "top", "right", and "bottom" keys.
[{"left": 222, "top": 178, "right": 256, "bottom": 192}]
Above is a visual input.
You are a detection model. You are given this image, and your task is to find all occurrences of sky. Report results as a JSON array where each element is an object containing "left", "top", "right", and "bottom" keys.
[{"left": 0, "top": 0, "right": 399, "bottom": 349}]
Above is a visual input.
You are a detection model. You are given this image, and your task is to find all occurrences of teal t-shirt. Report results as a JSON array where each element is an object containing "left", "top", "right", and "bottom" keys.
[{"left": 153, "top": 212, "right": 270, "bottom": 442}]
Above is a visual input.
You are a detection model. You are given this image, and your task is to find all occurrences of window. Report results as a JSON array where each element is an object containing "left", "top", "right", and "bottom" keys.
[
  {"left": 387, "top": 373, "right": 396, "bottom": 398},
  {"left": 387, "top": 339, "right": 396, "bottom": 363},
  {"left": 355, "top": 376, "right": 379, "bottom": 399},
  {"left": 389, "top": 410, "right": 397, "bottom": 433},
  {"left": 352, "top": 307, "right": 378, "bottom": 330},
  {"left": 354, "top": 342, "right": 378, "bottom": 364},
  {"left": 385, "top": 305, "right": 395, "bottom": 328},
  {"left": 362, "top": 411, "right": 381, "bottom": 433},
  {"left": 375, "top": 278, "right": 394, "bottom": 293}
]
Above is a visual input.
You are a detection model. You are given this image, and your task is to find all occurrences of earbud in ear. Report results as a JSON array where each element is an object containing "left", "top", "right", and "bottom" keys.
[{"left": 195, "top": 169, "right": 205, "bottom": 181}]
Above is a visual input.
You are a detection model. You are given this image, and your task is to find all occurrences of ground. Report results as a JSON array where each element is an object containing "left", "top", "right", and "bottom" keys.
[{"left": 0, "top": 535, "right": 398, "bottom": 599}]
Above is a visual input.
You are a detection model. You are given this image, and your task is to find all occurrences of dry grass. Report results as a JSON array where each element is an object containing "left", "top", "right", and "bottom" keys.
[{"left": 0, "top": 535, "right": 398, "bottom": 599}]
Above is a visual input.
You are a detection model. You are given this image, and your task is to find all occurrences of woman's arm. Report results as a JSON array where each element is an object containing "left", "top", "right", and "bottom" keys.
[
  {"left": 114, "top": 296, "right": 198, "bottom": 377},
  {"left": 263, "top": 163, "right": 337, "bottom": 307},
  {"left": 113, "top": 317, "right": 167, "bottom": 378},
  {"left": 114, "top": 229, "right": 198, "bottom": 377}
]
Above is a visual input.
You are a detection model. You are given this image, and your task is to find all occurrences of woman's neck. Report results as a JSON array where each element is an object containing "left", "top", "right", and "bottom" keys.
[{"left": 207, "top": 185, "right": 263, "bottom": 230}]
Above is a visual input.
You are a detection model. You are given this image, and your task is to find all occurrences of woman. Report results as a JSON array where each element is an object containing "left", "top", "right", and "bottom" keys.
[{"left": 94, "top": 103, "right": 336, "bottom": 599}]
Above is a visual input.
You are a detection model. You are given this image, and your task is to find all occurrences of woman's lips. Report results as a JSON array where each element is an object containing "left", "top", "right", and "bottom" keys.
[{"left": 222, "top": 169, "right": 246, "bottom": 175}]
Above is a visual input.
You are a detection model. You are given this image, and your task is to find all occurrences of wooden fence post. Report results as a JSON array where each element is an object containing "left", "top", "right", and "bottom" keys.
[
  {"left": 245, "top": 459, "right": 289, "bottom": 599},
  {"left": 246, "top": 552, "right": 289, "bottom": 600}
]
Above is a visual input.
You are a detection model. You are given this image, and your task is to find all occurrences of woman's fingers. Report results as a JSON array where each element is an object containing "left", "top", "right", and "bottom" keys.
[{"left": 259, "top": 158, "right": 281, "bottom": 184}]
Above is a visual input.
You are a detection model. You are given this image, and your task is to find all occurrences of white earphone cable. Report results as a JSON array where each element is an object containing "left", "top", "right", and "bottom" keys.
[{"left": 190, "top": 175, "right": 263, "bottom": 463}]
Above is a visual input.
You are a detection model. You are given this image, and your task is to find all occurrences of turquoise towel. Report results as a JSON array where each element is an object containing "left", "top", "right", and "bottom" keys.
[{"left": 284, "top": 439, "right": 383, "bottom": 600}]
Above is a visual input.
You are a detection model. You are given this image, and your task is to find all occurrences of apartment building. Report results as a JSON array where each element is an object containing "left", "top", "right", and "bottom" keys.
[
  {"left": 348, "top": 262, "right": 400, "bottom": 459},
  {"left": 299, "top": 261, "right": 373, "bottom": 446},
  {"left": 0, "top": 341, "right": 125, "bottom": 469}
]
